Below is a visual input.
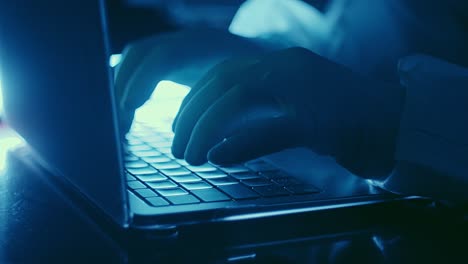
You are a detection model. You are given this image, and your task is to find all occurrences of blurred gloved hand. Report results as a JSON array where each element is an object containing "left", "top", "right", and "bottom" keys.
[
  {"left": 171, "top": 47, "right": 406, "bottom": 179},
  {"left": 114, "top": 28, "right": 272, "bottom": 134}
]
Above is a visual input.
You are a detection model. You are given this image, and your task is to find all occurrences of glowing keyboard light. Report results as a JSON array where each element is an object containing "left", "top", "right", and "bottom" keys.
[{"left": 133, "top": 80, "right": 190, "bottom": 132}]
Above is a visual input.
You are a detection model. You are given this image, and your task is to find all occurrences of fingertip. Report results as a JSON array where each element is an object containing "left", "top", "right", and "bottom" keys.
[
  {"left": 207, "top": 140, "right": 243, "bottom": 165},
  {"left": 207, "top": 146, "right": 224, "bottom": 165},
  {"left": 171, "top": 121, "right": 191, "bottom": 159},
  {"left": 184, "top": 152, "right": 207, "bottom": 166},
  {"left": 184, "top": 140, "right": 210, "bottom": 165},
  {"left": 171, "top": 142, "right": 185, "bottom": 159}
]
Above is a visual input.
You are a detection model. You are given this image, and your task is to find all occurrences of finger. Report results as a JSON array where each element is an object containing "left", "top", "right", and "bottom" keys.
[
  {"left": 171, "top": 57, "right": 260, "bottom": 132},
  {"left": 119, "top": 46, "right": 172, "bottom": 112},
  {"left": 114, "top": 47, "right": 144, "bottom": 98},
  {"left": 171, "top": 77, "right": 239, "bottom": 159},
  {"left": 207, "top": 116, "right": 301, "bottom": 165},
  {"left": 171, "top": 66, "right": 222, "bottom": 132},
  {"left": 171, "top": 63, "right": 261, "bottom": 160},
  {"left": 183, "top": 86, "right": 282, "bottom": 165},
  {"left": 116, "top": 49, "right": 168, "bottom": 136},
  {"left": 114, "top": 38, "right": 159, "bottom": 99}
]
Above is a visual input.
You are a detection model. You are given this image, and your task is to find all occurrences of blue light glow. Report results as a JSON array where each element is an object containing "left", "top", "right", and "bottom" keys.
[
  {"left": 0, "top": 74, "right": 26, "bottom": 173},
  {"left": 0, "top": 129, "right": 25, "bottom": 173}
]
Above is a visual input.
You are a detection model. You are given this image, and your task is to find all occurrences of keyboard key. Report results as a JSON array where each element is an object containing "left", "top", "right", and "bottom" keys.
[
  {"left": 186, "top": 163, "right": 218, "bottom": 172},
  {"left": 285, "top": 184, "right": 320, "bottom": 194},
  {"left": 166, "top": 194, "right": 200, "bottom": 205},
  {"left": 158, "top": 147, "right": 172, "bottom": 154},
  {"left": 135, "top": 188, "right": 158, "bottom": 198},
  {"left": 174, "top": 159, "right": 189, "bottom": 166},
  {"left": 126, "top": 173, "right": 137, "bottom": 181},
  {"left": 218, "top": 184, "right": 260, "bottom": 200},
  {"left": 180, "top": 181, "right": 213, "bottom": 190},
  {"left": 271, "top": 177, "right": 302, "bottom": 187},
  {"left": 126, "top": 139, "right": 144, "bottom": 146},
  {"left": 160, "top": 132, "right": 175, "bottom": 140},
  {"left": 218, "top": 165, "right": 249, "bottom": 174},
  {"left": 136, "top": 173, "right": 167, "bottom": 182},
  {"left": 245, "top": 160, "right": 278, "bottom": 172},
  {"left": 157, "top": 187, "right": 188, "bottom": 196},
  {"left": 130, "top": 127, "right": 152, "bottom": 135},
  {"left": 191, "top": 189, "right": 230, "bottom": 202},
  {"left": 127, "top": 166, "right": 158, "bottom": 176},
  {"left": 127, "top": 181, "right": 146, "bottom": 189},
  {"left": 141, "top": 136, "right": 167, "bottom": 144},
  {"left": 241, "top": 178, "right": 273, "bottom": 187},
  {"left": 133, "top": 150, "right": 163, "bottom": 158},
  {"left": 230, "top": 172, "right": 260, "bottom": 180},
  {"left": 260, "top": 170, "right": 292, "bottom": 180},
  {"left": 125, "top": 134, "right": 138, "bottom": 141},
  {"left": 143, "top": 139, "right": 168, "bottom": 146},
  {"left": 160, "top": 167, "right": 191, "bottom": 176},
  {"left": 253, "top": 185, "right": 290, "bottom": 197},
  {"left": 127, "top": 144, "right": 152, "bottom": 152},
  {"left": 165, "top": 153, "right": 175, "bottom": 159},
  {"left": 124, "top": 154, "right": 139, "bottom": 162},
  {"left": 206, "top": 176, "right": 238, "bottom": 186},
  {"left": 146, "top": 180, "right": 177, "bottom": 189},
  {"left": 170, "top": 174, "right": 202, "bottom": 183},
  {"left": 146, "top": 197, "right": 170, "bottom": 207},
  {"left": 147, "top": 141, "right": 172, "bottom": 148},
  {"left": 143, "top": 156, "right": 171, "bottom": 163},
  {"left": 125, "top": 160, "right": 148, "bottom": 169},
  {"left": 196, "top": 170, "right": 227, "bottom": 179},
  {"left": 150, "top": 161, "right": 181, "bottom": 170}
]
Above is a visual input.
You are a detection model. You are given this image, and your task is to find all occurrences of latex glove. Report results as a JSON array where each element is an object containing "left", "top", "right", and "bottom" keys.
[
  {"left": 114, "top": 28, "right": 271, "bottom": 134},
  {"left": 172, "top": 47, "right": 406, "bottom": 179}
]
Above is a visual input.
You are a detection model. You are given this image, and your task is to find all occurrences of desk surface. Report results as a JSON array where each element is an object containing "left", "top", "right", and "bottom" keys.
[{"left": 0, "top": 126, "right": 467, "bottom": 263}]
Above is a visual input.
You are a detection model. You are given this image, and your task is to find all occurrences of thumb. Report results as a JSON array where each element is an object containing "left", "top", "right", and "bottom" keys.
[{"left": 207, "top": 116, "right": 302, "bottom": 165}]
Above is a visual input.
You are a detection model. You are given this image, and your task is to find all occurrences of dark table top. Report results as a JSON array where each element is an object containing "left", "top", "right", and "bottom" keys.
[{"left": 0, "top": 126, "right": 467, "bottom": 263}]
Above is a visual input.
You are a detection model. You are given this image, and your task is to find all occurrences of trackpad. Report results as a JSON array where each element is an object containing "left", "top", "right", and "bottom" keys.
[{"left": 264, "top": 148, "right": 382, "bottom": 197}]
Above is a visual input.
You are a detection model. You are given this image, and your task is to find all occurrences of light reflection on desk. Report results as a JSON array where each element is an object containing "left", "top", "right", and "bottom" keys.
[{"left": 0, "top": 127, "right": 24, "bottom": 173}]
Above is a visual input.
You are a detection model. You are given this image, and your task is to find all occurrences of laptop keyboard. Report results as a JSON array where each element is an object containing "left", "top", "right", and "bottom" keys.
[{"left": 125, "top": 124, "right": 320, "bottom": 207}]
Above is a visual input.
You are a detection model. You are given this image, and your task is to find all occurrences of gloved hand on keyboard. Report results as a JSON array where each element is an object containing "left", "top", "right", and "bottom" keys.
[
  {"left": 171, "top": 47, "right": 406, "bottom": 179},
  {"left": 114, "top": 28, "right": 274, "bottom": 134}
]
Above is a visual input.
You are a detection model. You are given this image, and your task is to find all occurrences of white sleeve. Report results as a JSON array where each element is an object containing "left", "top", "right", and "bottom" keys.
[
  {"left": 228, "top": 0, "right": 332, "bottom": 53},
  {"left": 229, "top": 0, "right": 468, "bottom": 82},
  {"left": 381, "top": 55, "right": 468, "bottom": 201},
  {"left": 228, "top": 0, "right": 413, "bottom": 81}
]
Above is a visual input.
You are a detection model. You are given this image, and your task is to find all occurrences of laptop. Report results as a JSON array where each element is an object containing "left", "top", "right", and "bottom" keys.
[{"left": 0, "top": 0, "right": 421, "bottom": 252}]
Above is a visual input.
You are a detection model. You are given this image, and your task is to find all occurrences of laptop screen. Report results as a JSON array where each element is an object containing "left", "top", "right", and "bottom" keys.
[{"left": 0, "top": 1, "right": 128, "bottom": 225}]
